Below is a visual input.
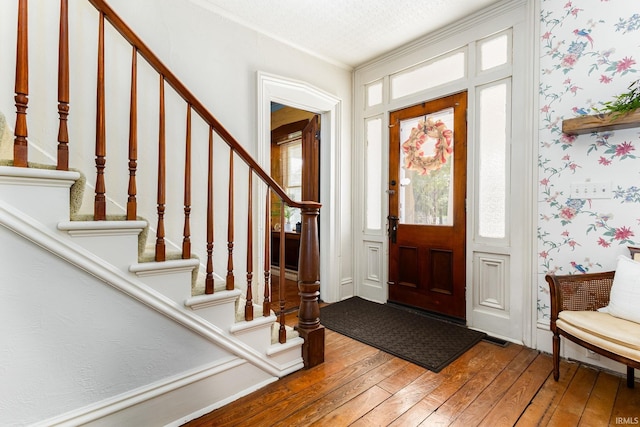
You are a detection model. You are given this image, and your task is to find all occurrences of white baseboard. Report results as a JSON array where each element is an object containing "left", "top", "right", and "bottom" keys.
[{"left": 36, "top": 358, "right": 276, "bottom": 427}]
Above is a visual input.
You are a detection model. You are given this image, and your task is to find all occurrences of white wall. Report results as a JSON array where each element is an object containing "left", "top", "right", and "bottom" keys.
[
  {"left": 0, "top": 0, "right": 352, "bottom": 300},
  {"left": 0, "top": 225, "right": 231, "bottom": 425}
]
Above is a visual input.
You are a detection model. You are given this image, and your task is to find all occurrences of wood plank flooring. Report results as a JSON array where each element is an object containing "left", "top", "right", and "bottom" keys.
[
  {"left": 185, "top": 313, "right": 640, "bottom": 427},
  {"left": 269, "top": 275, "right": 300, "bottom": 313}
]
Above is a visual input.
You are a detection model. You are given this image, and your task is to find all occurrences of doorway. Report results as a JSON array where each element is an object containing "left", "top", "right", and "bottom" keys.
[
  {"left": 387, "top": 92, "right": 468, "bottom": 320},
  {"left": 270, "top": 103, "right": 320, "bottom": 311},
  {"left": 258, "top": 71, "right": 342, "bottom": 305}
]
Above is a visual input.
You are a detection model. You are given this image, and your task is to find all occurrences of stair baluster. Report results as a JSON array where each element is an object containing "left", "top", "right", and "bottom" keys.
[
  {"left": 155, "top": 76, "right": 166, "bottom": 261},
  {"left": 182, "top": 105, "right": 192, "bottom": 259},
  {"left": 278, "top": 201, "right": 286, "bottom": 344},
  {"left": 56, "top": 0, "right": 69, "bottom": 171},
  {"left": 226, "top": 148, "right": 235, "bottom": 290},
  {"left": 127, "top": 47, "right": 138, "bottom": 220},
  {"left": 94, "top": 11, "right": 106, "bottom": 220},
  {"left": 245, "top": 169, "right": 254, "bottom": 321},
  {"left": 263, "top": 190, "right": 271, "bottom": 316},
  {"left": 13, "top": 0, "right": 28, "bottom": 167},
  {"left": 205, "top": 127, "right": 214, "bottom": 294}
]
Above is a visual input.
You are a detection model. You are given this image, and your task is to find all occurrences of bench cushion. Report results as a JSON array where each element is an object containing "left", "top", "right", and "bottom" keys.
[{"left": 557, "top": 311, "right": 640, "bottom": 362}]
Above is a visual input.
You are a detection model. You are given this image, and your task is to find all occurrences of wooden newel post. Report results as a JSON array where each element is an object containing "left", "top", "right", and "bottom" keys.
[{"left": 296, "top": 204, "right": 324, "bottom": 368}]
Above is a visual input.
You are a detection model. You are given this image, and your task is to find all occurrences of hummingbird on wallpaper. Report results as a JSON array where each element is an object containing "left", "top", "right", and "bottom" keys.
[
  {"left": 572, "top": 106, "right": 589, "bottom": 116},
  {"left": 573, "top": 29, "right": 594, "bottom": 47},
  {"left": 570, "top": 261, "right": 587, "bottom": 273}
]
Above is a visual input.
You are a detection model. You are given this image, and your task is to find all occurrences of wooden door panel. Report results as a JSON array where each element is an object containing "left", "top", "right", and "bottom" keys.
[
  {"left": 429, "top": 249, "right": 453, "bottom": 295},
  {"left": 397, "top": 245, "right": 419, "bottom": 288},
  {"left": 388, "top": 92, "right": 467, "bottom": 320}
]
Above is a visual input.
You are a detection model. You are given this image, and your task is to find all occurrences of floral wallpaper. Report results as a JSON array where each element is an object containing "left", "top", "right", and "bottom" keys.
[{"left": 538, "top": 0, "right": 640, "bottom": 321}]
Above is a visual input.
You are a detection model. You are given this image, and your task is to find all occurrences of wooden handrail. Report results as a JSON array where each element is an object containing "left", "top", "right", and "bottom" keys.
[{"left": 86, "top": 0, "right": 319, "bottom": 212}]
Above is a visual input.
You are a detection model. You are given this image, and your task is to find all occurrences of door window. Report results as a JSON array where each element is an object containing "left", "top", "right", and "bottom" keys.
[
  {"left": 366, "top": 117, "right": 383, "bottom": 230},
  {"left": 399, "top": 108, "right": 455, "bottom": 226},
  {"left": 390, "top": 50, "right": 466, "bottom": 100}
]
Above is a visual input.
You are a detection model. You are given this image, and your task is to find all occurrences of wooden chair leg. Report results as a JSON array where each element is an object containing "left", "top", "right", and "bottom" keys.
[
  {"left": 627, "top": 366, "right": 635, "bottom": 389},
  {"left": 552, "top": 333, "right": 560, "bottom": 381}
]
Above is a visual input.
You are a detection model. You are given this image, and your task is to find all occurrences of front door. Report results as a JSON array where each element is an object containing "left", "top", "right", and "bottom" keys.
[{"left": 388, "top": 92, "right": 467, "bottom": 319}]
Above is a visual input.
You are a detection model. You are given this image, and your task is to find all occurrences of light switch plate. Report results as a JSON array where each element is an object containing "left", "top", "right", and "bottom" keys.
[{"left": 569, "top": 182, "right": 611, "bottom": 199}]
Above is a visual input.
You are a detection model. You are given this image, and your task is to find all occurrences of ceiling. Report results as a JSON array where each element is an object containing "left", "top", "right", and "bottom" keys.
[{"left": 189, "top": 0, "right": 501, "bottom": 69}]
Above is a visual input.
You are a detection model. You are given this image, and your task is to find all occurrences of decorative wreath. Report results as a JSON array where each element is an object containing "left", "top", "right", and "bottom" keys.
[{"left": 401, "top": 118, "right": 453, "bottom": 175}]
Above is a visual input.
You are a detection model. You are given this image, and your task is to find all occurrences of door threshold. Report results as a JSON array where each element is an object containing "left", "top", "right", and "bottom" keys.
[{"left": 385, "top": 301, "right": 466, "bottom": 326}]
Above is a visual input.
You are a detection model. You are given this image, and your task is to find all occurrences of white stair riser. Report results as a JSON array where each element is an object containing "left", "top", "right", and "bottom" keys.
[
  {"left": 265, "top": 338, "right": 305, "bottom": 373},
  {"left": 129, "top": 259, "right": 199, "bottom": 304},
  {"left": 187, "top": 297, "right": 239, "bottom": 331},
  {"left": 132, "top": 266, "right": 195, "bottom": 304},
  {"left": 0, "top": 168, "right": 78, "bottom": 228},
  {"left": 230, "top": 320, "right": 275, "bottom": 354},
  {"left": 59, "top": 230, "right": 141, "bottom": 271}
]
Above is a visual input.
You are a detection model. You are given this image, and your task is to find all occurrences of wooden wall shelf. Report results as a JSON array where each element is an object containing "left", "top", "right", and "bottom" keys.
[{"left": 562, "top": 110, "right": 640, "bottom": 135}]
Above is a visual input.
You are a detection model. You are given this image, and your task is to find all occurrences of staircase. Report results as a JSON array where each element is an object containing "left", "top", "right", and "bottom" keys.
[{"left": 0, "top": 0, "right": 323, "bottom": 425}]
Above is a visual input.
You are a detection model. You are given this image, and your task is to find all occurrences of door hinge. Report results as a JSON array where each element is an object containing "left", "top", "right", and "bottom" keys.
[{"left": 315, "top": 130, "right": 320, "bottom": 140}]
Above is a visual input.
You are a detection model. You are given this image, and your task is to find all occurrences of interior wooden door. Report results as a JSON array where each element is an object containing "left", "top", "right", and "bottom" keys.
[
  {"left": 302, "top": 115, "right": 320, "bottom": 202},
  {"left": 388, "top": 92, "right": 468, "bottom": 320}
]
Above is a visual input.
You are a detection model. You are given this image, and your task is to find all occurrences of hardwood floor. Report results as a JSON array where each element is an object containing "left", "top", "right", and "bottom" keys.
[
  {"left": 269, "top": 275, "right": 300, "bottom": 313},
  {"left": 185, "top": 313, "right": 640, "bottom": 427}
]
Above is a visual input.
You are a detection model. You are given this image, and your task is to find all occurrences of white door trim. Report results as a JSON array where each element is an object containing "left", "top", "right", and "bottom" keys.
[{"left": 256, "top": 71, "right": 342, "bottom": 303}]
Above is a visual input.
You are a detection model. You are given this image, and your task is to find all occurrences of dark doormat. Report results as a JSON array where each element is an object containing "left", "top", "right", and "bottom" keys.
[{"left": 320, "top": 297, "right": 486, "bottom": 373}]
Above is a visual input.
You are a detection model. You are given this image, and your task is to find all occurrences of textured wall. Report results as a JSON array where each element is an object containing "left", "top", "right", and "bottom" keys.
[
  {"left": 0, "top": 226, "right": 230, "bottom": 425},
  {"left": 537, "top": 0, "right": 640, "bottom": 321}
]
